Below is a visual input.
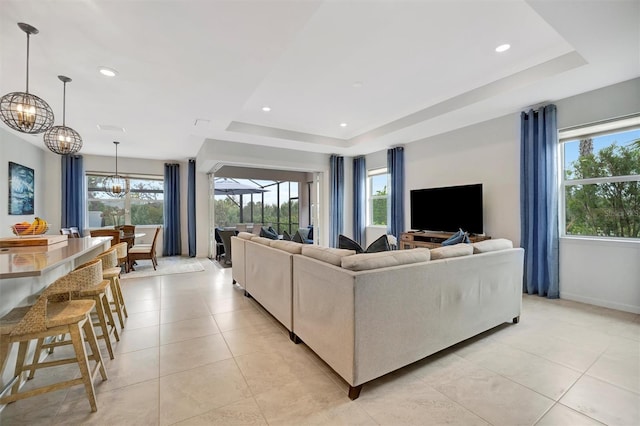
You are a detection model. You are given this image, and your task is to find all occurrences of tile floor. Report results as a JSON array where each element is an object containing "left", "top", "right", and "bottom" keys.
[{"left": 1, "top": 258, "right": 638, "bottom": 425}]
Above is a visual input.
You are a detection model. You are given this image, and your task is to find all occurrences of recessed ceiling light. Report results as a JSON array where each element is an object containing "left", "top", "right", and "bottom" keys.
[
  {"left": 495, "top": 44, "right": 511, "bottom": 53},
  {"left": 98, "top": 67, "right": 118, "bottom": 77},
  {"left": 262, "top": 106, "right": 271, "bottom": 112},
  {"left": 340, "top": 123, "right": 348, "bottom": 127}
]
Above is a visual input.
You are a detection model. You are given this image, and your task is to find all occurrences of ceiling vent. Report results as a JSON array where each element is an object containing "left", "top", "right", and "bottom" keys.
[{"left": 97, "top": 124, "right": 126, "bottom": 132}]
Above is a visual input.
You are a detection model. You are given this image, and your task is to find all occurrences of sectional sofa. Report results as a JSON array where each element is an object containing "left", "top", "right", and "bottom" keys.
[{"left": 231, "top": 233, "right": 524, "bottom": 399}]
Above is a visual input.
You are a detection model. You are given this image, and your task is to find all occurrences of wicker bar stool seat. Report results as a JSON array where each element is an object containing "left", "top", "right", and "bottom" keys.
[
  {"left": 0, "top": 306, "right": 32, "bottom": 377},
  {"left": 96, "top": 245, "right": 128, "bottom": 329},
  {"left": 0, "top": 262, "right": 108, "bottom": 412},
  {"left": 30, "top": 259, "right": 119, "bottom": 364}
]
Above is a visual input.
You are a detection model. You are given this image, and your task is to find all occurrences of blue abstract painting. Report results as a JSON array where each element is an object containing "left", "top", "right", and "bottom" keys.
[{"left": 8, "top": 162, "right": 34, "bottom": 215}]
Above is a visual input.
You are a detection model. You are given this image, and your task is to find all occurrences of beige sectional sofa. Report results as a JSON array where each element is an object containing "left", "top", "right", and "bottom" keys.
[{"left": 231, "top": 234, "right": 524, "bottom": 400}]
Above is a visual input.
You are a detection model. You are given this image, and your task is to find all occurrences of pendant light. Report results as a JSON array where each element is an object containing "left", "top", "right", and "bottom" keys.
[
  {"left": 103, "top": 141, "right": 128, "bottom": 198},
  {"left": 43, "top": 76, "right": 83, "bottom": 155},
  {"left": 0, "top": 23, "right": 54, "bottom": 134}
]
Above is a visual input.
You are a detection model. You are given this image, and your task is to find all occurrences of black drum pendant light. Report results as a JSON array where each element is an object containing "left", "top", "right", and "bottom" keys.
[
  {"left": 104, "top": 141, "right": 128, "bottom": 198},
  {"left": 0, "top": 23, "right": 54, "bottom": 134},
  {"left": 43, "top": 76, "right": 83, "bottom": 155}
]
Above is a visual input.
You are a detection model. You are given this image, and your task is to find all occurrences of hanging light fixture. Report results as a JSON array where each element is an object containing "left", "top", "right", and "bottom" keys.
[
  {"left": 103, "top": 141, "right": 128, "bottom": 198},
  {"left": 43, "top": 76, "right": 82, "bottom": 155},
  {"left": 0, "top": 23, "right": 54, "bottom": 134}
]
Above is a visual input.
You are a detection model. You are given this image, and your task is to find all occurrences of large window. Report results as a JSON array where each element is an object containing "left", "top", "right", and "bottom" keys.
[
  {"left": 214, "top": 179, "right": 300, "bottom": 234},
  {"left": 561, "top": 117, "right": 640, "bottom": 239},
  {"left": 367, "top": 168, "right": 388, "bottom": 226},
  {"left": 87, "top": 175, "right": 164, "bottom": 227}
]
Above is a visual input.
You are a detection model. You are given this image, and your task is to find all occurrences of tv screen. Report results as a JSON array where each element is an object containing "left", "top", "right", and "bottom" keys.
[{"left": 410, "top": 184, "right": 483, "bottom": 234}]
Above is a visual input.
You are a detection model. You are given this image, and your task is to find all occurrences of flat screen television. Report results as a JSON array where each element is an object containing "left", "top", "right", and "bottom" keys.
[{"left": 410, "top": 183, "right": 483, "bottom": 234}]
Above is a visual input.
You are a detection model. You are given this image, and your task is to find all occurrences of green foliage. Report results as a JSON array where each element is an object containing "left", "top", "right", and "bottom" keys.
[
  {"left": 372, "top": 186, "right": 388, "bottom": 226},
  {"left": 215, "top": 197, "right": 300, "bottom": 234},
  {"left": 565, "top": 141, "right": 639, "bottom": 238}
]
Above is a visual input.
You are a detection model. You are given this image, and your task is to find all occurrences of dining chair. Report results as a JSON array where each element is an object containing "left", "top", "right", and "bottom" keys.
[
  {"left": 60, "top": 228, "right": 72, "bottom": 236},
  {"left": 69, "top": 227, "right": 81, "bottom": 238},
  {"left": 218, "top": 230, "right": 236, "bottom": 265},
  {"left": 127, "top": 227, "right": 160, "bottom": 270},
  {"left": 89, "top": 229, "right": 121, "bottom": 246},
  {"left": 214, "top": 228, "right": 225, "bottom": 261}
]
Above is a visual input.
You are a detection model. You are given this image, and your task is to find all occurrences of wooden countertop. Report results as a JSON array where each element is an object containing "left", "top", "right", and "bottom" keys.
[{"left": 0, "top": 237, "right": 112, "bottom": 279}]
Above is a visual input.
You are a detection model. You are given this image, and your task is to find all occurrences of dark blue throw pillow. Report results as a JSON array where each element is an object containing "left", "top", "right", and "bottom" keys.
[
  {"left": 338, "top": 234, "right": 364, "bottom": 253},
  {"left": 441, "top": 229, "right": 469, "bottom": 246},
  {"left": 365, "top": 234, "right": 391, "bottom": 253},
  {"left": 260, "top": 226, "right": 278, "bottom": 240}
]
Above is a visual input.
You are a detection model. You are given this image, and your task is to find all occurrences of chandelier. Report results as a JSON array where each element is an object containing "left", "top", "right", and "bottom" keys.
[
  {"left": 103, "top": 141, "right": 128, "bottom": 198},
  {"left": 0, "top": 23, "right": 54, "bottom": 134},
  {"left": 43, "top": 76, "right": 82, "bottom": 155}
]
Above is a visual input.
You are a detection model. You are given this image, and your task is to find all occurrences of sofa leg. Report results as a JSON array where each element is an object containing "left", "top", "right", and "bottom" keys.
[
  {"left": 348, "top": 385, "right": 363, "bottom": 400},
  {"left": 289, "top": 332, "right": 302, "bottom": 344},
  {"left": 244, "top": 290, "right": 251, "bottom": 298},
  {"left": 232, "top": 279, "right": 236, "bottom": 284},
  {"left": 513, "top": 316, "right": 520, "bottom": 324}
]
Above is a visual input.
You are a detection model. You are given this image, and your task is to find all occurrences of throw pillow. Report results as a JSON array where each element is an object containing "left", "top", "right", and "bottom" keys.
[
  {"left": 472, "top": 238, "right": 513, "bottom": 253},
  {"left": 441, "top": 229, "right": 469, "bottom": 246},
  {"left": 260, "top": 226, "right": 278, "bottom": 240},
  {"left": 430, "top": 243, "right": 473, "bottom": 260},
  {"left": 365, "top": 234, "right": 391, "bottom": 253},
  {"left": 338, "top": 234, "right": 364, "bottom": 254},
  {"left": 292, "top": 230, "right": 304, "bottom": 243}
]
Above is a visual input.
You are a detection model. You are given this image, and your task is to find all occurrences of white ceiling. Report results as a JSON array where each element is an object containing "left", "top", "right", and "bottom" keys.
[{"left": 1, "top": 0, "right": 638, "bottom": 161}]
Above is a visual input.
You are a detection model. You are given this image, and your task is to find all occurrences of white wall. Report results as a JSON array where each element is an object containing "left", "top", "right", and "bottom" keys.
[
  {"left": 404, "top": 114, "right": 521, "bottom": 244},
  {"left": 1, "top": 129, "right": 59, "bottom": 237},
  {"left": 360, "top": 78, "right": 639, "bottom": 313},
  {"left": 554, "top": 78, "right": 640, "bottom": 313}
]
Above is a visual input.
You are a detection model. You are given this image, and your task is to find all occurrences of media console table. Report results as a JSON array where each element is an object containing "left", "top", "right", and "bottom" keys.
[{"left": 400, "top": 231, "right": 490, "bottom": 250}]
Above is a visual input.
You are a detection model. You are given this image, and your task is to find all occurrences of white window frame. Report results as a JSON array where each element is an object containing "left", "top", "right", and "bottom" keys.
[
  {"left": 559, "top": 114, "right": 640, "bottom": 240},
  {"left": 367, "top": 167, "right": 388, "bottom": 227}
]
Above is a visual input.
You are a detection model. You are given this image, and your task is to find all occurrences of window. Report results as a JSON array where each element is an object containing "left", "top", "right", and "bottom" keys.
[
  {"left": 367, "top": 168, "right": 388, "bottom": 226},
  {"left": 560, "top": 116, "right": 640, "bottom": 239},
  {"left": 87, "top": 175, "right": 164, "bottom": 227}
]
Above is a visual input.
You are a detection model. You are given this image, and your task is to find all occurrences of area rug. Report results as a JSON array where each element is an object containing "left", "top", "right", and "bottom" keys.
[{"left": 121, "top": 256, "right": 205, "bottom": 279}]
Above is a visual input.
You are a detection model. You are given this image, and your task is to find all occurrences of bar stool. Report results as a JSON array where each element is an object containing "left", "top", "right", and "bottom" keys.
[
  {"left": 112, "top": 242, "right": 129, "bottom": 319},
  {"left": 29, "top": 259, "right": 119, "bottom": 362},
  {"left": 96, "top": 246, "right": 127, "bottom": 329},
  {"left": 0, "top": 261, "right": 108, "bottom": 412}
]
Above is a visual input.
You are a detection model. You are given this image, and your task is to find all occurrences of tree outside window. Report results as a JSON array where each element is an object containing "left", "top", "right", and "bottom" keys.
[
  {"left": 87, "top": 175, "right": 163, "bottom": 227},
  {"left": 368, "top": 169, "right": 388, "bottom": 226},
  {"left": 562, "top": 127, "right": 640, "bottom": 238}
]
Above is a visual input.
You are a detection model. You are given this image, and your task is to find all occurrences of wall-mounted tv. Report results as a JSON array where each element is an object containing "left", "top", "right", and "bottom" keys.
[{"left": 410, "top": 184, "right": 483, "bottom": 234}]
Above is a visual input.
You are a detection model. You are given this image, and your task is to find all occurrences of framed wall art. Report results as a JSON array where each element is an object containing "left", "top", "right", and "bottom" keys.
[{"left": 8, "top": 161, "right": 35, "bottom": 215}]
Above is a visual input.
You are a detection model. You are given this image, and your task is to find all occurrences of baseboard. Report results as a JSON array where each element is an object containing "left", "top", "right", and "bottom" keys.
[{"left": 560, "top": 292, "right": 640, "bottom": 314}]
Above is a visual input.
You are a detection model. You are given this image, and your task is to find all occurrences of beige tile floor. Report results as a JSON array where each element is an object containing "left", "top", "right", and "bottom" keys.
[{"left": 1, "top": 258, "right": 638, "bottom": 425}]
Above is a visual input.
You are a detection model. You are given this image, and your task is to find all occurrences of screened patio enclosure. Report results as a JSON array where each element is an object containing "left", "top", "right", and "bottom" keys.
[{"left": 212, "top": 177, "right": 306, "bottom": 235}]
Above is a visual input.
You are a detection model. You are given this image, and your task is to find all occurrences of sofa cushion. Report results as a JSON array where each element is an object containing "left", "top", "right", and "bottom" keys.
[
  {"left": 251, "top": 236, "right": 273, "bottom": 246},
  {"left": 430, "top": 243, "right": 473, "bottom": 260},
  {"left": 301, "top": 245, "right": 355, "bottom": 266},
  {"left": 237, "top": 232, "right": 254, "bottom": 240},
  {"left": 270, "top": 240, "right": 303, "bottom": 254},
  {"left": 341, "top": 248, "right": 430, "bottom": 271},
  {"left": 472, "top": 238, "right": 513, "bottom": 253}
]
